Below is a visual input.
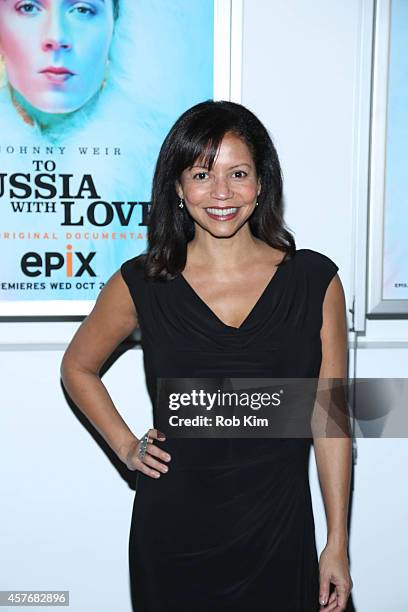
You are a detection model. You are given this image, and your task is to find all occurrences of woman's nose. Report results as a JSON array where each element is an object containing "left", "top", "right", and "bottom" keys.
[{"left": 211, "top": 176, "right": 233, "bottom": 199}]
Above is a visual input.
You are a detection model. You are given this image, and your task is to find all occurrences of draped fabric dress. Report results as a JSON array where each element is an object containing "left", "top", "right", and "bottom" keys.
[{"left": 120, "top": 248, "right": 339, "bottom": 612}]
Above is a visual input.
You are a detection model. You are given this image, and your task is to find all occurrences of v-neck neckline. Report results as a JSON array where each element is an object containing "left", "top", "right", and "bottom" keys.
[{"left": 177, "top": 254, "right": 288, "bottom": 332}]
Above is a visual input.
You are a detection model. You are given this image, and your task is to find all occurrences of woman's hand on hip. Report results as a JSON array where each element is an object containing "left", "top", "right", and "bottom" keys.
[{"left": 124, "top": 428, "right": 171, "bottom": 478}]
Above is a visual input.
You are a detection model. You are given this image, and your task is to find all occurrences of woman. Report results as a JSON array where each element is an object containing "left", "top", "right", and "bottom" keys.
[
  {"left": 60, "top": 100, "right": 353, "bottom": 611},
  {"left": 0, "top": 0, "right": 119, "bottom": 131}
]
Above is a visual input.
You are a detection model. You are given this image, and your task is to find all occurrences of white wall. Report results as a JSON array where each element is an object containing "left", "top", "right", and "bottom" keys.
[
  {"left": 0, "top": 348, "right": 152, "bottom": 612},
  {"left": 1, "top": 1, "right": 407, "bottom": 611},
  {"left": 242, "top": 0, "right": 358, "bottom": 295}
]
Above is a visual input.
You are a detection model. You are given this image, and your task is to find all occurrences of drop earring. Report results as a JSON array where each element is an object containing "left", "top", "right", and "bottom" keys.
[
  {"left": 255, "top": 201, "right": 259, "bottom": 207},
  {"left": 179, "top": 197, "right": 184, "bottom": 209}
]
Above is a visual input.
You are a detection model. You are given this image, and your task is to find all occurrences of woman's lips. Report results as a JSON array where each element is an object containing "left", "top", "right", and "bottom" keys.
[
  {"left": 204, "top": 207, "right": 239, "bottom": 221},
  {"left": 40, "top": 67, "right": 75, "bottom": 84}
]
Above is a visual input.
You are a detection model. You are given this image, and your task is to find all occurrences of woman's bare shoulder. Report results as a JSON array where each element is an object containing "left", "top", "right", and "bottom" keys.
[{"left": 60, "top": 269, "right": 139, "bottom": 375}]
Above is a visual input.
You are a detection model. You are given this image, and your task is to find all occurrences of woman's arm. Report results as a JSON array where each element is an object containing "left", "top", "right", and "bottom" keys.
[
  {"left": 312, "top": 274, "right": 353, "bottom": 610},
  {"left": 60, "top": 270, "right": 140, "bottom": 463},
  {"left": 60, "top": 270, "right": 170, "bottom": 477}
]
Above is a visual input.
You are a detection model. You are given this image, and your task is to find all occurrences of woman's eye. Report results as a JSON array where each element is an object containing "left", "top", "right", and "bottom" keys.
[
  {"left": 193, "top": 172, "right": 209, "bottom": 180},
  {"left": 233, "top": 170, "right": 248, "bottom": 178},
  {"left": 16, "top": 1, "right": 41, "bottom": 14}
]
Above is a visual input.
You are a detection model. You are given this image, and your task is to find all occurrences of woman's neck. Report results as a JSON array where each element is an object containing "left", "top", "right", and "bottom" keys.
[{"left": 186, "top": 227, "right": 268, "bottom": 272}]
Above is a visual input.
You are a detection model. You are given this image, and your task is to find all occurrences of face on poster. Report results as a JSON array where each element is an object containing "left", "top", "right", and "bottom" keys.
[
  {"left": 0, "top": 0, "right": 214, "bottom": 315},
  {"left": 0, "top": 0, "right": 116, "bottom": 114}
]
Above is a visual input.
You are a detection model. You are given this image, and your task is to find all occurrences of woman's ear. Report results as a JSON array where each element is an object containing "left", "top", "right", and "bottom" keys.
[{"left": 175, "top": 180, "right": 183, "bottom": 199}]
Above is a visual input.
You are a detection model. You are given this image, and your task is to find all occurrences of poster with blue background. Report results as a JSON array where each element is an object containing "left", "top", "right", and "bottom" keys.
[{"left": 0, "top": 0, "right": 214, "bottom": 315}]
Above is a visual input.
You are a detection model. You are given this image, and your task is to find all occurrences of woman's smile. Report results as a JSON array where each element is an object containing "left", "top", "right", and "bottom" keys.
[{"left": 204, "top": 206, "right": 240, "bottom": 221}]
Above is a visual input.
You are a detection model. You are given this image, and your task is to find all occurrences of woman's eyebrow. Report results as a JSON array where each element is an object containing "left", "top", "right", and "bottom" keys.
[{"left": 190, "top": 163, "right": 251, "bottom": 170}]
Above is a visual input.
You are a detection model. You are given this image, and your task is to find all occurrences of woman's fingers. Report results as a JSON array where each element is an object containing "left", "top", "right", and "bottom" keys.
[
  {"left": 320, "top": 586, "right": 351, "bottom": 611},
  {"left": 320, "top": 591, "right": 337, "bottom": 611},
  {"left": 142, "top": 450, "right": 170, "bottom": 474},
  {"left": 319, "top": 574, "right": 331, "bottom": 607},
  {"left": 320, "top": 590, "right": 336, "bottom": 610},
  {"left": 146, "top": 441, "right": 171, "bottom": 463},
  {"left": 149, "top": 428, "right": 167, "bottom": 442},
  {"left": 134, "top": 428, "right": 171, "bottom": 478},
  {"left": 335, "top": 582, "right": 352, "bottom": 610}
]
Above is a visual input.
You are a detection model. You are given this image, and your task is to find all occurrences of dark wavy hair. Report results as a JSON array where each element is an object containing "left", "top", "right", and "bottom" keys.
[{"left": 144, "top": 100, "right": 296, "bottom": 280}]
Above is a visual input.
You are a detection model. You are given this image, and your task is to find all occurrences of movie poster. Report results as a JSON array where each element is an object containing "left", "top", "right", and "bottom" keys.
[{"left": 0, "top": 0, "right": 214, "bottom": 316}]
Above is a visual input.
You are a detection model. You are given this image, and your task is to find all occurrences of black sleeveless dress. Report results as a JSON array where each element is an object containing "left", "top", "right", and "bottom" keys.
[{"left": 120, "top": 248, "right": 339, "bottom": 612}]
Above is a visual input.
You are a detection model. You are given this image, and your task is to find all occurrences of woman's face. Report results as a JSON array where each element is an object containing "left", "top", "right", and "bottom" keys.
[
  {"left": 176, "top": 132, "right": 261, "bottom": 238},
  {"left": 0, "top": 0, "right": 115, "bottom": 114}
]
